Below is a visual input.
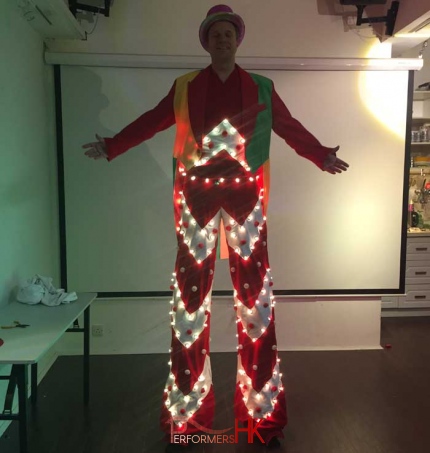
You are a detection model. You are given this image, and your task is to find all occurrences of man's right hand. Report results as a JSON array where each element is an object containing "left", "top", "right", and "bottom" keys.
[{"left": 82, "top": 134, "right": 108, "bottom": 160}]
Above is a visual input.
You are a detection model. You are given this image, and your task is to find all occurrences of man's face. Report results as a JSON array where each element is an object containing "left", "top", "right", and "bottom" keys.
[{"left": 206, "top": 21, "right": 238, "bottom": 61}]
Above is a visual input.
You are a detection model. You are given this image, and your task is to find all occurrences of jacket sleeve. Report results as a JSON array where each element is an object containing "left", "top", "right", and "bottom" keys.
[
  {"left": 271, "top": 83, "right": 332, "bottom": 170},
  {"left": 104, "top": 81, "right": 176, "bottom": 161}
]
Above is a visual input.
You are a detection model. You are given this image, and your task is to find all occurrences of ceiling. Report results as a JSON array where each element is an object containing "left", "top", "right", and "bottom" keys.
[{"left": 390, "top": 10, "right": 430, "bottom": 56}]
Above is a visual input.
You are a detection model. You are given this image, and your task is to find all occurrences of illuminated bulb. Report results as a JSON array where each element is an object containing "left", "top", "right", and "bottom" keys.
[
  {"left": 184, "top": 396, "right": 190, "bottom": 403},
  {"left": 169, "top": 300, "right": 174, "bottom": 304},
  {"left": 249, "top": 177, "right": 254, "bottom": 182},
  {"left": 222, "top": 119, "right": 228, "bottom": 124},
  {"left": 205, "top": 178, "right": 209, "bottom": 183},
  {"left": 248, "top": 309, "right": 253, "bottom": 315},
  {"left": 231, "top": 232, "right": 237, "bottom": 239},
  {"left": 229, "top": 127, "right": 236, "bottom": 134},
  {"left": 252, "top": 338, "right": 257, "bottom": 343},
  {"left": 257, "top": 394, "right": 262, "bottom": 400},
  {"left": 229, "top": 219, "right": 235, "bottom": 225},
  {"left": 235, "top": 178, "right": 240, "bottom": 183},
  {"left": 191, "top": 176, "right": 196, "bottom": 181},
  {"left": 256, "top": 300, "right": 260, "bottom": 305},
  {"left": 240, "top": 138, "right": 246, "bottom": 144},
  {"left": 240, "top": 226, "right": 246, "bottom": 233},
  {"left": 214, "top": 127, "right": 220, "bottom": 134}
]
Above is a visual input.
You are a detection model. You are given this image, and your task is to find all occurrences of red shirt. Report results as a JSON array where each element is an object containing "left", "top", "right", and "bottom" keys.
[{"left": 204, "top": 65, "right": 242, "bottom": 134}]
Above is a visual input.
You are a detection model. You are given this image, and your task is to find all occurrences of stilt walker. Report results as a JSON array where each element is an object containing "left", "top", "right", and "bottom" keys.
[{"left": 83, "top": 4, "right": 349, "bottom": 451}]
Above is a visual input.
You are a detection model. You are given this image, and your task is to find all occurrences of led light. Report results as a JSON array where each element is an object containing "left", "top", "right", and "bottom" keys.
[{"left": 191, "top": 176, "right": 196, "bottom": 181}]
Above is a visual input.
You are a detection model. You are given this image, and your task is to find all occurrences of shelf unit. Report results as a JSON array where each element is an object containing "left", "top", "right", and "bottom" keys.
[{"left": 387, "top": 92, "right": 430, "bottom": 311}]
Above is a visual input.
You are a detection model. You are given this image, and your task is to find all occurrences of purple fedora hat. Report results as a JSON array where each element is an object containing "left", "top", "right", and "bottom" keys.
[{"left": 199, "top": 4, "right": 245, "bottom": 50}]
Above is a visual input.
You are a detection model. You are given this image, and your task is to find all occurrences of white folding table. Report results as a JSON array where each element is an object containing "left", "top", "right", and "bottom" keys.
[{"left": 0, "top": 292, "right": 97, "bottom": 453}]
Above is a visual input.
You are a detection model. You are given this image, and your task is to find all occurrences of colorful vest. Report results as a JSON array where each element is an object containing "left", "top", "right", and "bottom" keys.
[{"left": 172, "top": 70, "right": 273, "bottom": 173}]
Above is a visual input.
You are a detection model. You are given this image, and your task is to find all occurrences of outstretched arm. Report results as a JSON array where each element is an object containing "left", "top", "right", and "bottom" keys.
[
  {"left": 82, "top": 82, "right": 176, "bottom": 161},
  {"left": 271, "top": 85, "right": 348, "bottom": 173}
]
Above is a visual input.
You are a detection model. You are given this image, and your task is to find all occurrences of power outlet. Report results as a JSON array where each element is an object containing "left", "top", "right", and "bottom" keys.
[{"left": 92, "top": 324, "right": 104, "bottom": 337}]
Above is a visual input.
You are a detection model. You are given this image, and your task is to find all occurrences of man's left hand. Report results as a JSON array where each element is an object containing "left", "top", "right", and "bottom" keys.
[{"left": 323, "top": 146, "right": 349, "bottom": 174}]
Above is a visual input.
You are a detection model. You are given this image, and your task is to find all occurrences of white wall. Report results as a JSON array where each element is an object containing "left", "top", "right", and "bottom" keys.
[
  {"left": 0, "top": 1, "right": 60, "bottom": 438},
  {"left": 56, "top": 297, "right": 382, "bottom": 355},
  {"left": 49, "top": 0, "right": 381, "bottom": 57}
]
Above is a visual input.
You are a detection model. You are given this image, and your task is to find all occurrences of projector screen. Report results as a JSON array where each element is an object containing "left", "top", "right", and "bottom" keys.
[{"left": 60, "top": 65, "right": 409, "bottom": 295}]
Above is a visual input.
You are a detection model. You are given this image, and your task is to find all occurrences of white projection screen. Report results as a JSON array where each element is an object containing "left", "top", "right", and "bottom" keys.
[{"left": 61, "top": 65, "right": 409, "bottom": 295}]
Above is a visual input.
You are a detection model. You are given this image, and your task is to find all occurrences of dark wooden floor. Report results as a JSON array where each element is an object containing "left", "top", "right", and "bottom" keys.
[{"left": 1, "top": 316, "right": 430, "bottom": 453}]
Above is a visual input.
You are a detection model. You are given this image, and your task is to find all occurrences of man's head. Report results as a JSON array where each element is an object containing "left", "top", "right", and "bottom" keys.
[{"left": 199, "top": 4, "right": 245, "bottom": 52}]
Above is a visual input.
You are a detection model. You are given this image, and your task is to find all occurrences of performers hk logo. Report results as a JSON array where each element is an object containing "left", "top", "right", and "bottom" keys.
[{"left": 169, "top": 416, "right": 265, "bottom": 445}]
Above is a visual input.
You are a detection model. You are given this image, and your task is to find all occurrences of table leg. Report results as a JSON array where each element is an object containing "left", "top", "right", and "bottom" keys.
[
  {"left": 16, "top": 365, "right": 28, "bottom": 453},
  {"left": 31, "top": 363, "right": 37, "bottom": 406},
  {"left": 83, "top": 306, "right": 90, "bottom": 405}
]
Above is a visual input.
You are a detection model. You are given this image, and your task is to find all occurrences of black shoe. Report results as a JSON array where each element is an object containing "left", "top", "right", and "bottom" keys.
[{"left": 165, "top": 443, "right": 191, "bottom": 453}]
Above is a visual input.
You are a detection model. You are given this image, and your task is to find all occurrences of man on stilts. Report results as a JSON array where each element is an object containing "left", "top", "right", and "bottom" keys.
[{"left": 83, "top": 5, "right": 349, "bottom": 451}]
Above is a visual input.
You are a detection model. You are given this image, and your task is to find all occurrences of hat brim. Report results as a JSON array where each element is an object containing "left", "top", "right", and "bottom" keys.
[{"left": 199, "top": 12, "right": 245, "bottom": 51}]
